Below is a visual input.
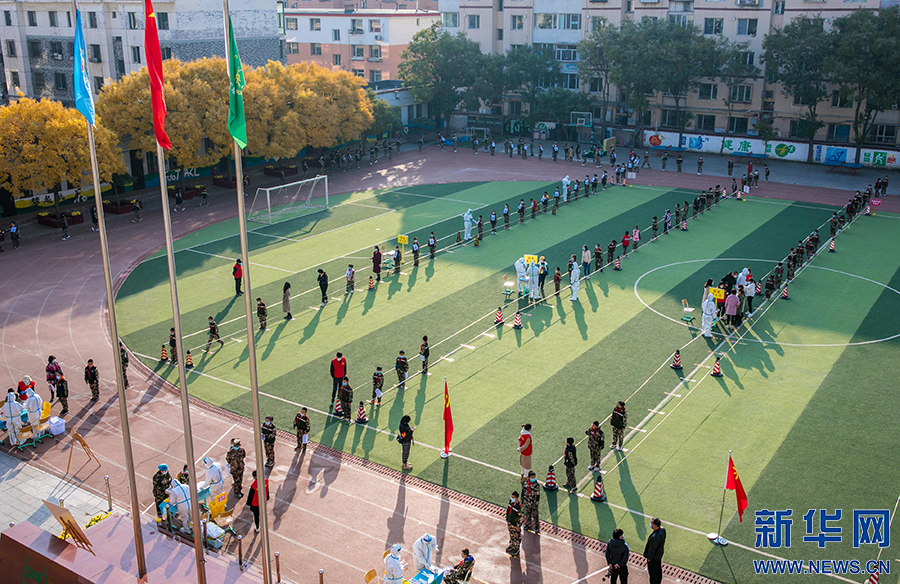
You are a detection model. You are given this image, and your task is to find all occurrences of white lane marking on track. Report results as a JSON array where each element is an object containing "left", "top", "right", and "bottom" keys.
[{"left": 184, "top": 248, "right": 294, "bottom": 273}]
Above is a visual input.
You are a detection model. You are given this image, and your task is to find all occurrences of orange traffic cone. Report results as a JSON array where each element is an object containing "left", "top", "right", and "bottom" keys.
[
  {"left": 368, "top": 276, "right": 375, "bottom": 290},
  {"left": 614, "top": 256, "right": 621, "bottom": 271},
  {"left": 334, "top": 400, "right": 343, "bottom": 416},
  {"left": 355, "top": 402, "right": 368, "bottom": 424},
  {"left": 456, "top": 232, "right": 462, "bottom": 243},
  {"left": 671, "top": 350, "right": 682, "bottom": 370},
  {"left": 495, "top": 307, "right": 503, "bottom": 325},
  {"left": 474, "top": 236, "right": 480, "bottom": 248},
  {"left": 756, "top": 282, "right": 762, "bottom": 295},
  {"left": 829, "top": 239, "right": 835, "bottom": 253},
  {"left": 160, "top": 344, "right": 168, "bottom": 361},
  {"left": 781, "top": 285, "right": 790, "bottom": 300},
  {"left": 590, "top": 475, "right": 607, "bottom": 502},
  {"left": 711, "top": 356, "right": 723, "bottom": 378},
  {"left": 866, "top": 205, "right": 871, "bottom": 216},
  {"left": 185, "top": 350, "right": 194, "bottom": 368},
  {"left": 513, "top": 312, "right": 522, "bottom": 329},
  {"left": 681, "top": 220, "right": 688, "bottom": 231},
  {"left": 543, "top": 465, "right": 558, "bottom": 491}
]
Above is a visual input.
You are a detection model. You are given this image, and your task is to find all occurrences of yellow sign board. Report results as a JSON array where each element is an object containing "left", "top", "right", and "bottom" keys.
[
  {"left": 398, "top": 235, "right": 408, "bottom": 245},
  {"left": 524, "top": 255, "right": 538, "bottom": 265},
  {"left": 711, "top": 288, "right": 725, "bottom": 300}
]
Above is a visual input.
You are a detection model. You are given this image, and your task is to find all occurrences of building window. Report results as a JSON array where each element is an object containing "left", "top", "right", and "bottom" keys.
[
  {"left": 696, "top": 114, "right": 716, "bottom": 132},
  {"left": 5, "top": 40, "right": 16, "bottom": 58},
  {"left": 661, "top": 109, "right": 679, "bottom": 128},
  {"left": 161, "top": 47, "right": 171, "bottom": 60},
  {"left": 737, "top": 18, "right": 757, "bottom": 35},
  {"left": 510, "top": 43, "right": 523, "bottom": 52},
  {"left": 350, "top": 19, "right": 363, "bottom": 33},
  {"left": 49, "top": 11, "right": 59, "bottom": 27},
  {"left": 333, "top": 54, "right": 341, "bottom": 66},
  {"left": 442, "top": 13, "right": 458, "bottom": 27},
  {"left": 669, "top": 14, "right": 692, "bottom": 27},
  {"left": 509, "top": 101, "right": 522, "bottom": 116},
  {"left": 831, "top": 92, "right": 852, "bottom": 108},
  {"left": 27, "top": 11, "right": 37, "bottom": 26},
  {"left": 54, "top": 72, "right": 67, "bottom": 90},
  {"left": 511, "top": 15, "right": 523, "bottom": 30},
  {"left": 352, "top": 45, "right": 364, "bottom": 58},
  {"left": 698, "top": 83, "right": 718, "bottom": 100},
  {"left": 157, "top": 12, "right": 168, "bottom": 30},
  {"left": 369, "top": 19, "right": 381, "bottom": 32},
  {"left": 370, "top": 70, "right": 382, "bottom": 82},
  {"left": 773, "top": 1, "right": 784, "bottom": 14},
  {"left": 370, "top": 45, "right": 381, "bottom": 58},
  {"left": 3, "top": 10, "right": 11, "bottom": 26},
  {"left": 789, "top": 120, "right": 803, "bottom": 138},
  {"left": 88, "top": 11, "right": 98, "bottom": 28},
  {"left": 793, "top": 94, "right": 809, "bottom": 106},
  {"left": 535, "top": 14, "right": 557, "bottom": 29},
  {"left": 730, "top": 85, "right": 752, "bottom": 103},
  {"left": 310, "top": 43, "right": 322, "bottom": 55},
  {"left": 352, "top": 69, "right": 364, "bottom": 77},
  {"left": 562, "top": 14, "right": 581, "bottom": 30},
  {"left": 285, "top": 18, "right": 297, "bottom": 30},
  {"left": 10, "top": 71, "right": 20, "bottom": 88},
  {"left": 131, "top": 46, "right": 141, "bottom": 63},
  {"left": 287, "top": 42, "right": 299, "bottom": 54},
  {"left": 89, "top": 44, "right": 101, "bottom": 62},
  {"left": 562, "top": 73, "right": 579, "bottom": 90},
  {"left": 310, "top": 18, "right": 320, "bottom": 31},
  {"left": 468, "top": 14, "right": 480, "bottom": 29},
  {"left": 33, "top": 72, "right": 44, "bottom": 88},
  {"left": 94, "top": 76, "right": 104, "bottom": 92},
  {"left": 333, "top": 28, "right": 341, "bottom": 41},
  {"left": 555, "top": 44, "right": 578, "bottom": 62},
  {"left": 728, "top": 117, "right": 749, "bottom": 134},
  {"left": 50, "top": 41, "right": 63, "bottom": 55},
  {"left": 626, "top": 1, "right": 634, "bottom": 13},
  {"left": 128, "top": 12, "right": 139, "bottom": 29},
  {"left": 703, "top": 18, "right": 722, "bottom": 35},
  {"left": 869, "top": 125, "right": 896, "bottom": 144},
  {"left": 739, "top": 51, "right": 754, "bottom": 66},
  {"left": 592, "top": 16, "right": 606, "bottom": 32},
  {"left": 28, "top": 40, "right": 41, "bottom": 58},
  {"left": 497, "top": 28, "right": 504, "bottom": 40},
  {"left": 826, "top": 124, "right": 850, "bottom": 142}
]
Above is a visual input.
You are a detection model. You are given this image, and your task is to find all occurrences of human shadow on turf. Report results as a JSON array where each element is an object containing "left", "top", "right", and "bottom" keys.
[
  {"left": 406, "top": 265, "right": 419, "bottom": 292},
  {"left": 334, "top": 292, "right": 352, "bottom": 326},
  {"left": 385, "top": 475, "right": 408, "bottom": 547},
  {"left": 615, "top": 455, "right": 647, "bottom": 541},
  {"left": 215, "top": 295, "right": 239, "bottom": 325},
  {"left": 297, "top": 306, "right": 323, "bottom": 346},
  {"left": 572, "top": 299, "right": 589, "bottom": 340},
  {"left": 261, "top": 317, "right": 290, "bottom": 361},
  {"left": 567, "top": 489, "right": 590, "bottom": 580}
]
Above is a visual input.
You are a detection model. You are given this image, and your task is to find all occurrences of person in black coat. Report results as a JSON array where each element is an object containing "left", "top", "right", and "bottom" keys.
[
  {"left": 644, "top": 518, "right": 666, "bottom": 584},
  {"left": 606, "top": 528, "right": 629, "bottom": 584},
  {"left": 317, "top": 269, "right": 328, "bottom": 306}
]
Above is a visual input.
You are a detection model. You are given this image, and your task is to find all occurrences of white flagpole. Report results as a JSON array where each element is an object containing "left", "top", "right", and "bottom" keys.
[
  {"left": 156, "top": 142, "right": 208, "bottom": 584},
  {"left": 221, "top": 6, "right": 272, "bottom": 583},
  {"left": 708, "top": 450, "right": 731, "bottom": 546}
]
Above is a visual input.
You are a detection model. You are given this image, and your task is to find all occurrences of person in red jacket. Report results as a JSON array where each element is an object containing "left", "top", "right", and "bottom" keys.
[
  {"left": 233, "top": 259, "right": 243, "bottom": 296},
  {"left": 17, "top": 375, "right": 35, "bottom": 402},
  {"left": 621, "top": 231, "right": 631, "bottom": 257},
  {"left": 330, "top": 352, "right": 346, "bottom": 406},
  {"left": 247, "top": 470, "right": 269, "bottom": 533}
]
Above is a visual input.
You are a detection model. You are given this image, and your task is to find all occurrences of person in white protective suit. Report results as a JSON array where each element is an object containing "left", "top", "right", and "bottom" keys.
[
  {"left": 200, "top": 456, "right": 225, "bottom": 497},
  {"left": 701, "top": 293, "right": 717, "bottom": 338},
  {"left": 514, "top": 257, "right": 528, "bottom": 295},
  {"left": 2, "top": 392, "right": 24, "bottom": 446},
  {"left": 412, "top": 533, "right": 439, "bottom": 573},
  {"left": 736, "top": 268, "right": 749, "bottom": 291},
  {"left": 569, "top": 262, "right": 581, "bottom": 301},
  {"left": 561, "top": 176, "right": 570, "bottom": 204},
  {"left": 166, "top": 478, "right": 192, "bottom": 522},
  {"left": 384, "top": 543, "right": 407, "bottom": 584},
  {"left": 24, "top": 388, "right": 44, "bottom": 427},
  {"left": 463, "top": 209, "right": 474, "bottom": 241},
  {"left": 527, "top": 261, "right": 541, "bottom": 301}
]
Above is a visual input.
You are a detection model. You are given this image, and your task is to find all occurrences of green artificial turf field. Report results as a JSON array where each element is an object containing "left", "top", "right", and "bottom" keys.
[{"left": 116, "top": 181, "right": 900, "bottom": 583}]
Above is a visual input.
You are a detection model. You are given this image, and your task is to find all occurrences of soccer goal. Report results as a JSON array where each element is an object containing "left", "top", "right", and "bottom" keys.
[
  {"left": 466, "top": 127, "right": 491, "bottom": 141},
  {"left": 248, "top": 175, "right": 328, "bottom": 225}
]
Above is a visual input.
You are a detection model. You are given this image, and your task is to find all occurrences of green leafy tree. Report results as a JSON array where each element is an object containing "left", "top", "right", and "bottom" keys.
[
  {"left": 827, "top": 7, "right": 900, "bottom": 163},
  {"left": 398, "top": 24, "right": 482, "bottom": 129},
  {"left": 366, "top": 89, "right": 404, "bottom": 137},
  {"left": 509, "top": 46, "right": 563, "bottom": 123},
  {"left": 533, "top": 87, "right": 592, "bottom": 142},
  {"left": 715, "top": 37, "right": 761, "bottom": 153},
  {"left": 577, "top": 24, "right": 618, "bottom": 140},
  {"left": 762, "top": 17, "right": 833, "bottom": 162},
  {"left": 609, "top": 20, "right": 662, "bottom": 148},
  {"left": 755, "top": 118, "right": 779, "bottom": 153},
  {"left": 470, "top": 51, "right": 524, "bottom": 126}
]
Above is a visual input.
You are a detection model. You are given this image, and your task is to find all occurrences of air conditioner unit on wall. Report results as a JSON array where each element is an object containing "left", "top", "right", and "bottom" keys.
[{"left": 374, "top": 34, "right": 382, "bottom": 40}]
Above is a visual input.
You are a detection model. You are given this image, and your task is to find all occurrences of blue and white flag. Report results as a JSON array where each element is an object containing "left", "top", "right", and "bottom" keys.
[{"left": 73, "top": 8, "right": 95, "bottom": 125}]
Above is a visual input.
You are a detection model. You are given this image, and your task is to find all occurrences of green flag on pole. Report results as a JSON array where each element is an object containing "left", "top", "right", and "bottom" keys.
[{"left": 227, "top": 16, "right": 247, "bottom": 148}]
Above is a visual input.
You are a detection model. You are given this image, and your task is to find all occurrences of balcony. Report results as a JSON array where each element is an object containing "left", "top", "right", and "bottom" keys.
[
  {"left": 349, "top": 28, "right": 364, "bottom": 34},
  {"left": 367, "top": 57, "right": 382, "bottom": 62},
  {"left": 735, "top": 0, "right": 760, "bottom": 5}
]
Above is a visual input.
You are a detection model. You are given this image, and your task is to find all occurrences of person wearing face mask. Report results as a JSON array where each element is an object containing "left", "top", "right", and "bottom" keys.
[
  {"left": 383, "top": 543, "right": 407, "bottom": 583},
  {"left": 225, "top": 438, "right": 246, "bottom": 498},
  {"left": 520, "top": 470, "right": 541, "bottom": 534},
  {"left": 24, "top": 387, "right": 44, "bottom": 427},
  {"left": 505, "top": 491, "right": 523, "bottom": 557},
  {"left": 643, "top": 517, "right": 666, "bottom": 584},
  {"left": 201, "top": 456, "right": 225, "bottom": 497},
  {"left": 412, "top": 533, "right": 439, "bottom": 573},
  {"left": 606, "top": 528, "right": 630, "bottom": 584},
  {"left": 262, "top": 415, "right": 277, "bottom": 467}
]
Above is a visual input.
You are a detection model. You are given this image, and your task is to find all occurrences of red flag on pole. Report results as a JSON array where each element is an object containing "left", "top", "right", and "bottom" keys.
[
  {"left": 442, "top": 379, "right": 453, "bottom": 456},
  {"left": 726, "top": 455, "right": 748, "bottom": 522},
  {"left": 144, "top": 0, "right": 171, "bottom": 150}
]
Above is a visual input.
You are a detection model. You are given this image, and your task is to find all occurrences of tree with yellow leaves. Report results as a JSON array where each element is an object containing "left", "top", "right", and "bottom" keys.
[{"left": 0, "top": 97, "right": 124, "bottom": 218}]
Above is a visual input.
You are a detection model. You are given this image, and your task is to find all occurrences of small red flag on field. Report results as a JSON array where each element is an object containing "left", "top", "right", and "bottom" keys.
[
  {"left": 144, "top": 0, "right": 171, "bottom": 150},
  {"left": 726, "top": 455, "right": 748, "bottom": 522},
  {"left": 443, "top": 379, "right": 453, "bottom": 456}
]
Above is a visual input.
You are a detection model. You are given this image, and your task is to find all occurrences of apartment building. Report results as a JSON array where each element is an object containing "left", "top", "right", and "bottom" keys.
[
  {"left": 284, "top": 8, "right": 438, "bottom": 82},
  {"left": 0, "top": 0, "right": 282, "bottom": 105},
  {"left": 438, "top": 0, "right": 899, "bottom": 146}
]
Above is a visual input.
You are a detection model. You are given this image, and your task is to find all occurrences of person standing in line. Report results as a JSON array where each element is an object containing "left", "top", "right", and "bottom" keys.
[
  {"left": 226, "top": 438, "right": 246, "bottom": 498},
  {"left": 372, "top": 246, "right": 383, "bottom": 282},
  {"left": 247, "top": 470, "right": 269, "bottom": 533},
  {"left": 569, "top": 261, "right": 581, "bottom": 301},
  {"left": 632, "top": 226, "right": 641, "bottom": 252},
  {"left": 554, "top": 267, "right": 562, "bottom": 296},
  {"left": 562, "top": 437, "right": 578, "bottom": 492},
  {"left": 206, "top": 316, "right": 225, "bottom": 351},
  {"left": 660, "top": 151, "right": 668, "bottom": 171},
  {"left": 663, "top": 210, "right": 671, "bottom": 235},
  {"left": 641, "top": 151, "right": 651, "bottom": 169},
  {"left": 261, "top": 415, "right": 276, "bottom": 467},
  {"left": 55, "top": 371, "right": 69, "bottom": 416},
  {"left": 419, "top": 336, "right": 429, "bottom": 375},
  {"left": 651, "top": 217, "right": 659, "bottom": 241},
  {"left": 517, "top": 424, "right": 533, "bottom": 477},
  {"left": 330, "top": 352, "right": 346, "bottom": 406},
  {"left": 505, "top": 491, "right": 523, "bottom": 557},
  {"left": 395, "top": 350, "right": 409, "bottom": 389},
  {"left": 345, "top": 265, "right": 355, "bottom": 295},
  {"left": 255, "top": 298, "right": 267, "bottom": 331},
  {"left": 517, "top": 199, "right": 526, "bottom": 224},
  {"left": 120, "top": 341, "right": 130, "bottom": 389},
  {"left": 621, "top": 231, "right": 631, "bottom": 257},
  {"left": 593, "top": 245, "right": 603, "bottom": 273},
  {"left": 581, "top": 245, "right": 592, "bottom": 277},
  {"left": 606, "top": 529, "right": 630, "bottom": 584},
  {"left": 412, "top": 238, "right": 420, "bottom": 266},
  {"left": 520, "top": 471, "right": 541, "bottom": 534},
  {"left": 644, "top": 518, "right": 666, "bottom": 584},
  {"left": 60, "top": 214, "right": 70, "bottom": 241},
  {"left": 477, "top": 216, "right": 484, "bottom": 242},
  {"left": 392, "top": 246, "right": 402, "bottom": 276},
  {"left": 428, "top": 232, "right": 437, "bottom": 258},
  {"left": 585, "top": 421, "right": 605, "bottom": 471},
  {"left": 745, "top": 279, "right": 756, "bottom": 316},
  {"left": 490, "top": 211, "right": 497, "bottom": 235},
  {"left": 371, "top": 366, "right": 384, "bottom": 405},
  {"left": 697, "top": 156, "right": 704, "bottom": 175},
  {"left": 169, "top": 327, "right": 178, "bottom": 364},
  {"left": 724, "top": 289, "right": 739, "bottom": 329},
  {"left": 727, "top": 158, "right": 734, "bottom": 177},
  {"left": 152, "top": 464, "right": 172, "bottom": 519},
  {"left": 398, "top": 415, "right": 415, "bottom": 470},
  {"left": 233, "top": 259, "right": 243, "bottom": 296},
  {"left": 339, "top": 377, "right": 353, "bottom": 424},
  {"left": 610, "top": 401, "right": 627, "bottom": 451},
  {"left": 84, "top": 359, "right": 100, "bottom": 402},
  {"left": 317, "top": 268, "right": 329, "bottom": 306},
  {"left": 277, "top": 282, "right": 290, "bottom": 320}
]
